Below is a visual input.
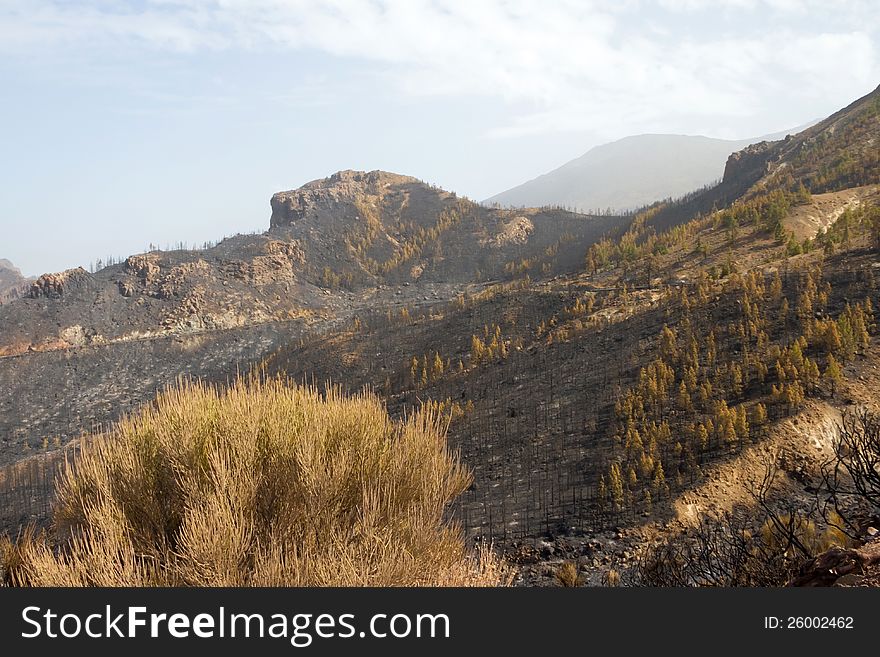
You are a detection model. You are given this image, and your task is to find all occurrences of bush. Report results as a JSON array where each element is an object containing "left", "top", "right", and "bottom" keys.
[
  {"left": 9, "top": 376, "right": 507, "bottom": 587},
  {"left": 554, "top": 561, "right": 583, "bottom": 587}
]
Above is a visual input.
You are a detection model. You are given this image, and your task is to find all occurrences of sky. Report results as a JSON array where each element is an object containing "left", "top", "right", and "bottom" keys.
[{"left": 0, "top": 1, "right": 877, "bottom": 277}]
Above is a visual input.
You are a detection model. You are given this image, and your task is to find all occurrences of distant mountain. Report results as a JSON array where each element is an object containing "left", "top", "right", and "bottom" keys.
[
  {"left": 0, "top": 259, "right": 32, "bottom": 303},
  {"left": 485, "top": 127, "right": 810, "bottom": 212}
]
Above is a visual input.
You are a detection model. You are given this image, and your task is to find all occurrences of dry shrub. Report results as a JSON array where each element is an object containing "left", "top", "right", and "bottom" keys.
[
  {"left": 2, "top": 526, "right": 39, "bottom": 587},
  {"left": 759, "top": 514, "right": 846, "bottom": 556},
  {"left": 554, "top": 561, "right": 583, "bottom": 587},
  {"left": 11, "top": 376, "right": 509, "bottom": 587},
  {"left": 603, "top": 568, "right": 620, "bottom": 587},
  {"left": 1, "top": 535, "right": 19, "bottom": 586}
]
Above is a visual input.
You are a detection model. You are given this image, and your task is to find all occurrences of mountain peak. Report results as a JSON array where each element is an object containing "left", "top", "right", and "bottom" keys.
[
  {"left": 323, "top": 169, "right": 421, "bottom": 186},
  {"left": 270, "top": 170, "right": 430, "bottom": 229}
]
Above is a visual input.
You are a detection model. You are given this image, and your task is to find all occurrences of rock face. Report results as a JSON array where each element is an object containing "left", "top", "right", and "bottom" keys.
[
  {"left": 720, "top": 141, "right": 777, "bottom": 192},
  {"left": 227, "top": 240, "right": 305, "bottom": 286},
  {"left": 27, "top": 267, "right": 93, "bottom": 300},
  {"left": 124, "top": 254, "right": 160, "bottom": 286},
  {"left": 485, "top": 216, "right": 534, "bottom": 247}
]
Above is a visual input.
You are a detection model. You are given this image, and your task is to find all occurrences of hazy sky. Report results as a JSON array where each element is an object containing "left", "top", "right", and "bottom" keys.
[{"left": 1, "top": 1, "right": 877, "bottom": 277}]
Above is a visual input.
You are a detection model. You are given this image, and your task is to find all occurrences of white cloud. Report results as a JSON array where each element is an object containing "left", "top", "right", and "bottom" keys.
[{"left": 0, "top": 0, "right": 876, "bottom": 138}]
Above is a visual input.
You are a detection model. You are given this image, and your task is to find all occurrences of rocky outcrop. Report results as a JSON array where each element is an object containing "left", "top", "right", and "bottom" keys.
[
  {"left": 155, "top": 261, "right": 210, "bottom": 300},
  {"left": 118, "top": 281, "right": 135, "bottom": 297},
  {"left": 58, "top": 325, "right": 88, "bottom": 348},
  {"left": 124, "top": 254, "right": 160, "bottom": 285},
  {"left": 27, "top": 268, "right": 92, "bottom": 300},
  {"left": 267, "top": 169, "right": 628, "bottom": 290},
  {"left": 264, "top": 240, "right": 304, "bottom": 259},
  {"left": 721, "top": 141, "right": 777, "bottom": 191},
  {"left": 270, "top": 170, "right": 421, "bottom": 228},
  {"left": 648, "top": 140, "right": 783, "bottom": 233},
  {"left": 224, "top": 240, "right": 305, "bottom": 286},
  {"left": 0, "top": 232, "right": 316, "bottom": 359},
  {"left": 485, "top": 216, "right": 534, "bottom": 247}
]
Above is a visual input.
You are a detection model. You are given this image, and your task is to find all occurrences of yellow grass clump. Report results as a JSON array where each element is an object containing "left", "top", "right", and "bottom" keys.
[{"left": 7, "top": 376, "right": 508, "bottom": 587}]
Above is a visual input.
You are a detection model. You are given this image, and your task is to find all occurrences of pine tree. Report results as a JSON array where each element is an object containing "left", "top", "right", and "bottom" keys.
[
  {"left": 755, "top": 359, "right": 768, "bottom": 385},
  {"left": 752, "top": 402, "right": 768, "bottom": 430},
  {"left": 420, "top": 355, "right": 429, "bottom": 387},
  {"left": 823, "top": 354, "right": 843, "bottom": 396},
  {"left": 676, "top": 380, "right": 692, "bottom": 412},
  {"left": 803, "top": 357, "right": 820, "bottom": 391},
  {"left": 410, "top": 357, "right": 419, "bottom": 385},
  {"left": 660, "top": 325, "right": 677, "bottom": 362},
  {"left": 770, "top": 270, "right": 783, "bottom": 302},
  {"left": 652, "top": 461, "right": 666, "bottom": 497},
  {"left": 730, "top": 364, "right": 743, "bottom": 398},
  {"left": 823, "top": 321, "right": 842, "bottom": 354},
  {"left": 706, "top": 331, "right": 717, "bottom": 367},
  {"left": 854, "top": 305, "right": 870, "bottom": 348},
  {"left": 734, "top": 405, "right": 750, "bottom": 443},
  {"left": 609, "top": 463, "right": 624, "bottom": 510},
  {"left": 723, "top": 414, "right": 737, "bottom": 448},
  {"left": 698, "top": 381, "right": 712, "bottom": 409},
  {"left": 696, "top": 422, "right": 709, "bottom": 453},
  {"left": 470, "top": 335, "right": 485, "bottom": 364}
]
